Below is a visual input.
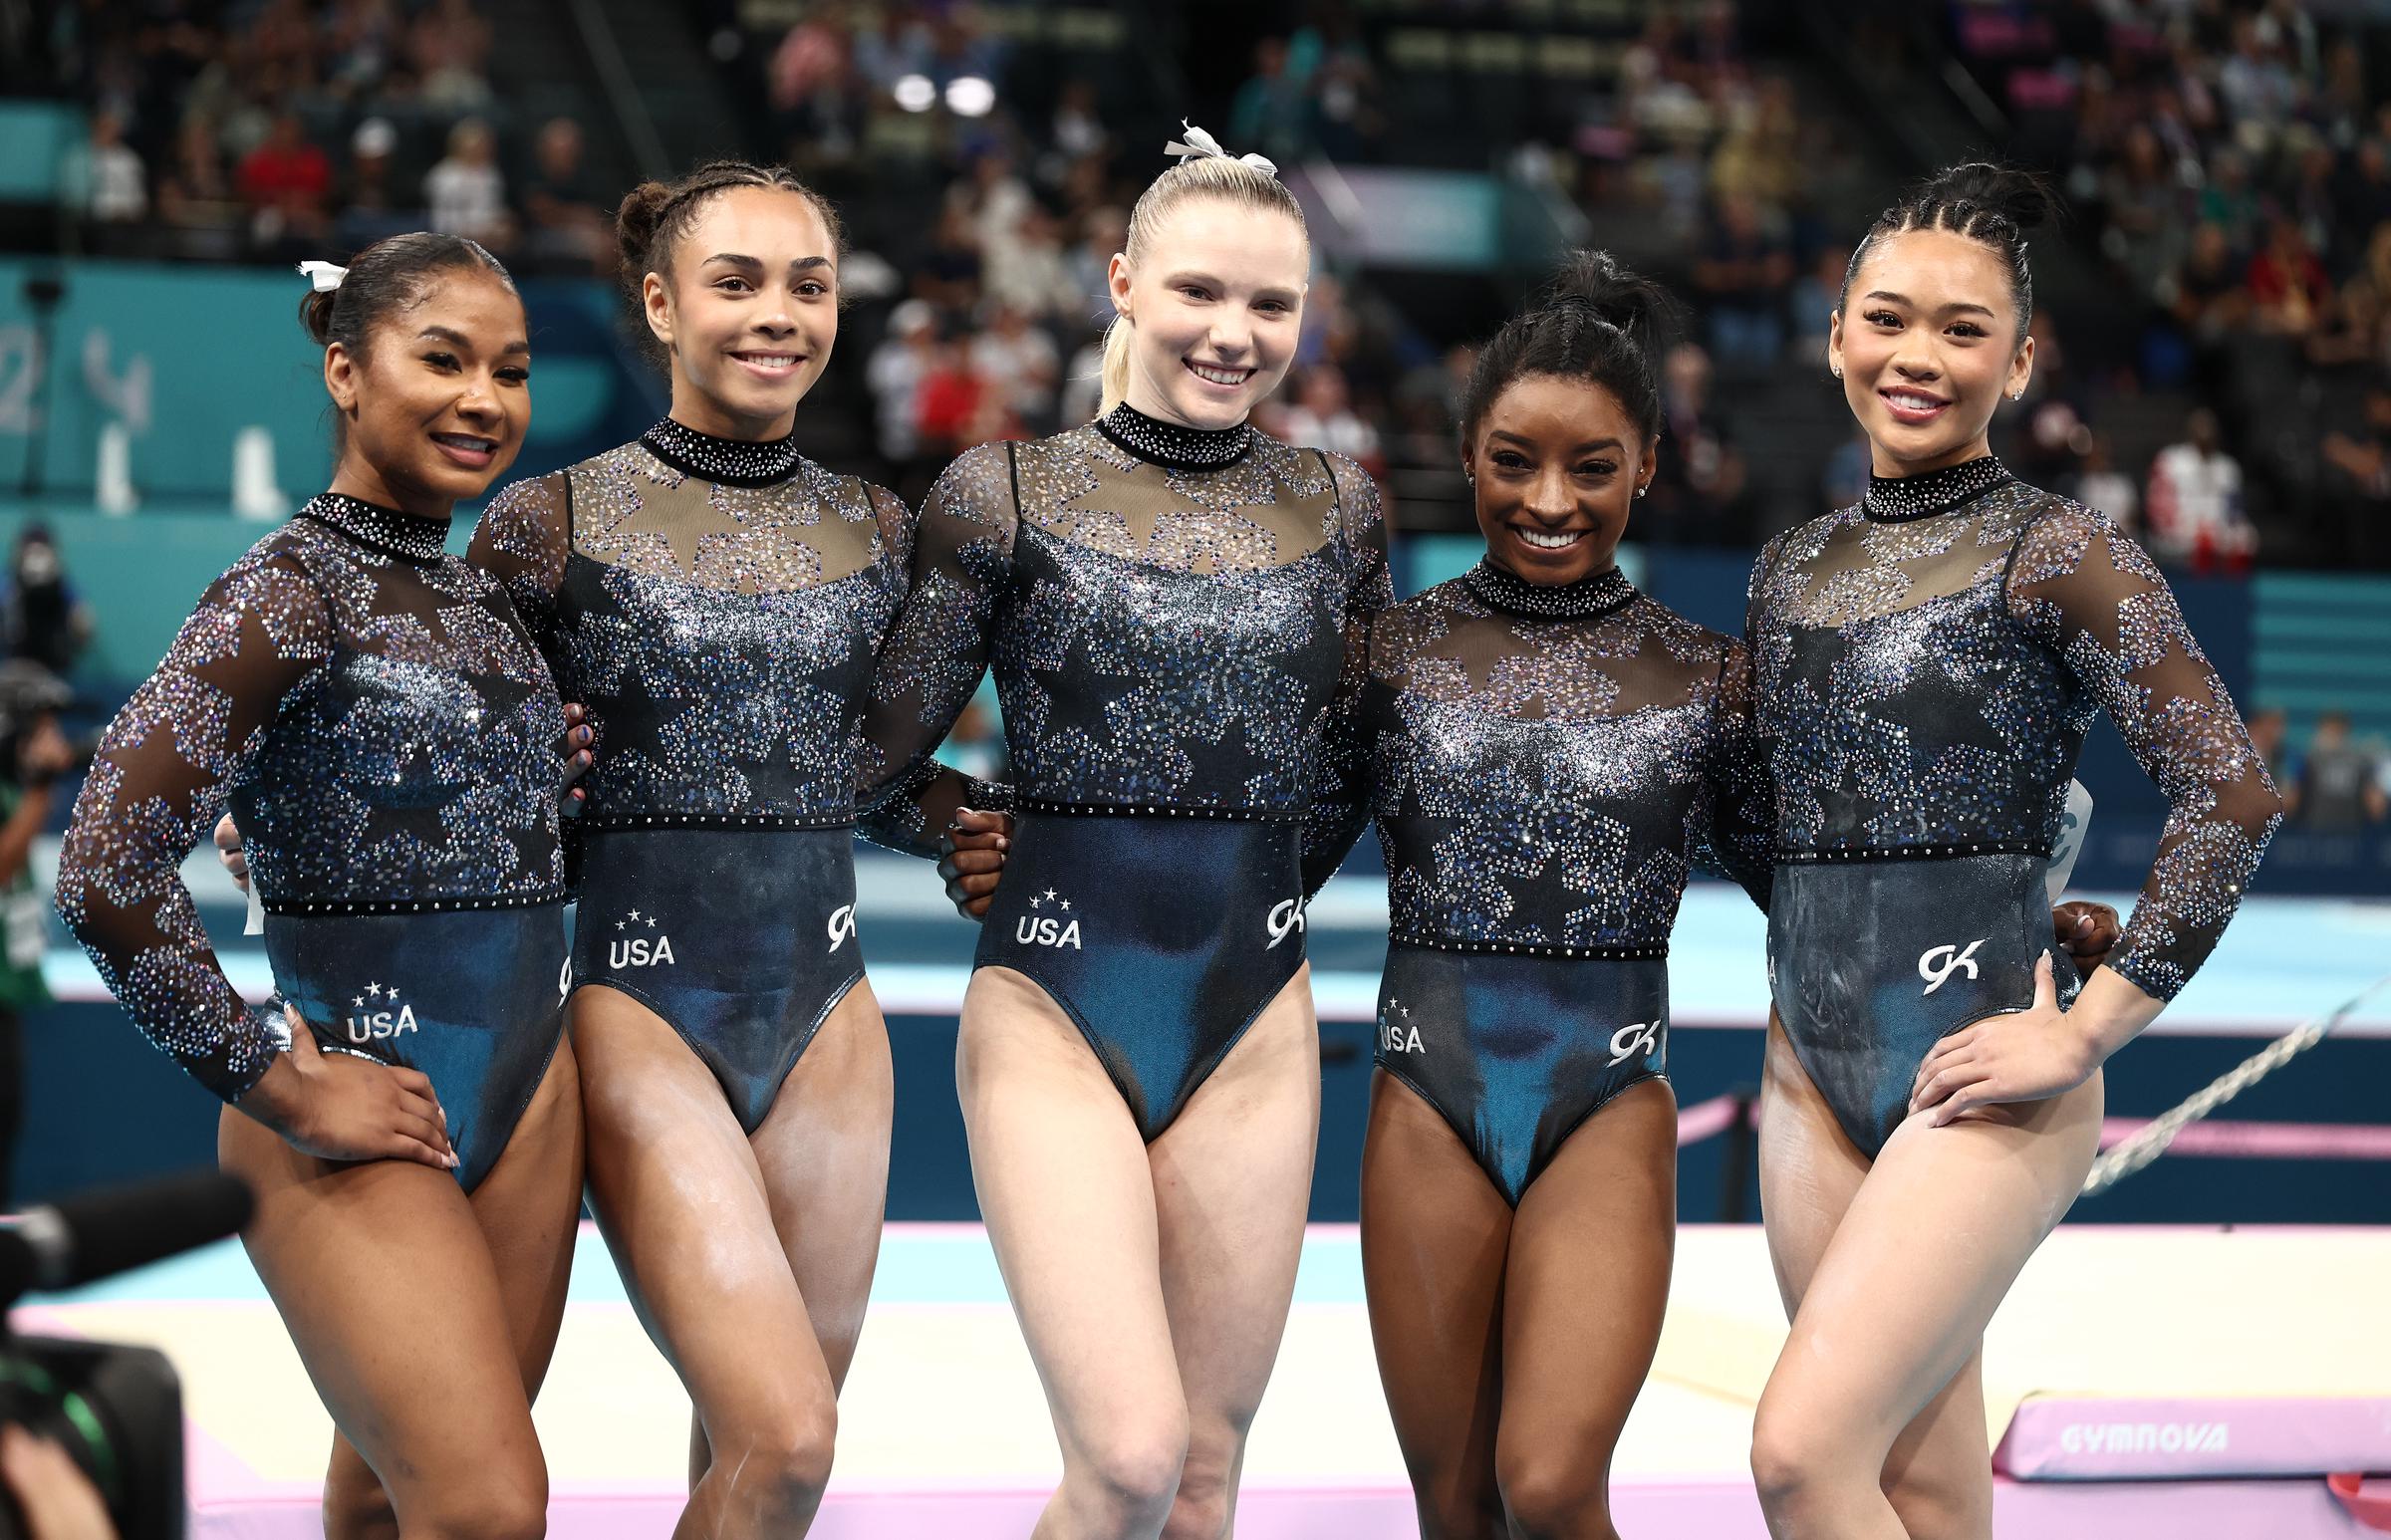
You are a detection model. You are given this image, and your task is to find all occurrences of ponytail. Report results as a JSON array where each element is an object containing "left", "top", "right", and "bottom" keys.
[{"left": 1099, "top": 316, "right": 1135, "bottom": 417}]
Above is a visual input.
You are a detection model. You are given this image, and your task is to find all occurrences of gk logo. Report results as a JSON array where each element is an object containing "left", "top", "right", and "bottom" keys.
[
  {"left": 827, "top": 903, "right": 857, "bottom": 953},
  {"left": 1266, "top": 898, "right": 1306, "bottom": 950},
  {"left": 1608, "top": 1020, "right": 1660, "bottom": 1067},
  {"left": 1918, "top": 938, "right": 1986, "bottom": 996}
]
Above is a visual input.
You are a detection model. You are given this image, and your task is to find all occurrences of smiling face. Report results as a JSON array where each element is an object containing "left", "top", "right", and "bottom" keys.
[
  {"left": 323, "top": 266, "right": 529, "bottom": 517},
  {"left": 1830, "top": 226, "right": 2033, "bottom": 476},
  {"left": 645, "top": 185, "right": 838, "bottom": 440},
  {"left": 1463, "top": 374, "right": 1655, "bottom": 586},
  {"left": 1109, "top": 196, "right": 1308, "bottom": 429}
]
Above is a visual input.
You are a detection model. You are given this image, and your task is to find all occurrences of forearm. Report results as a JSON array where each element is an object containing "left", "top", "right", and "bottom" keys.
[{"left": 2070, "top": 965, "right": 2168, "bottom": 1065}]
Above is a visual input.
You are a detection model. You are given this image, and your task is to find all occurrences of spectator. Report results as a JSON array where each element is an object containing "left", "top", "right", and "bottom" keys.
[
  {"left": 868, "top": 299, "right": 939, "bottom": 475},
  {"left": 4, "top": 528, "right": 93, "bottom": 676},
  {"left": 1692, "top": 193, "right": 1793, "bottom": 372},
  {"left": 2292, "top": 712, "right": 2386, "bottom": 831},
  {"left": 411, "top": 0, "right": 494, "bottom": 113},
  {"left": 969, "top": 300, "right": 1061, "bottom": 436},
  {"left": 423, "top": 117, "right": 508, "bottom": 248},
  {"left": 2247, "top": 707, "right": 2294, "bottom": 790},
  {"left": 983, "top": 203, "right": 1080, "bottom": 323},
  {"left": 915, "top": 338, "right": 993, "bottom": 461},
  {"left": 1273, "top": 366, "right": 1382, "bottom": 474},
  {"left": 1062, "top": 206, "right": 1128, "bottom": 325},
  {"left": 1648, "top": 341, "right": 1748, "bottom": 543},
  {"left": 2072, "top": 434, "right": 2139, "bottom": 534},
  {"left": 1229, "top": 36, "right": 1312, "bottom": 165},
  {"left": 334, "top": 117, "right": 413, "bottom": 251},
  {"left": 2146, "top": 408, "right": 2256, "bottom": 573},
  {"left": 67, "top": 110, "right": 147, "bottom": 224},
  {"left": 2320, "top": 384, "right": 2391, "bottom": 557},
  {"left": 914, "top": 202, "right": 984, "bottom": 317},
  {"left": 236, "top": 110, "right": 332, "bottom": 246},
  {"left": 521, "top": 117, "right": 609, "bottom": 273},
  {"left": 1787, "top": 242, "right": 1850, "bottom": 360},
  {"left": 2247, "top": 215, "right": 2329, "bottom": 336},
  {"left": 0, "top": 663, "right": 77, "bottom": 1247}
]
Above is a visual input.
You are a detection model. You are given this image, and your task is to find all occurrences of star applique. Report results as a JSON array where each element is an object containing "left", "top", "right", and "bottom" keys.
[
  {"left": 1053, "top": 456, "right": 1170, "bottom": 551},
  {"left": 652, "top": 501, "right": 758, "bottom": 582},
  {"left": 362, "top": 565, "right": 450, "bottom": 645}
]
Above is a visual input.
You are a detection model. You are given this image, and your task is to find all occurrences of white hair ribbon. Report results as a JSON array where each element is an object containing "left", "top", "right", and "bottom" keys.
[
  {"left": 297, "top": 260, "right": 349, "bottom": 293},
  {"left": 1164, "top": 121, "right": 1277, "bottom": 178}
]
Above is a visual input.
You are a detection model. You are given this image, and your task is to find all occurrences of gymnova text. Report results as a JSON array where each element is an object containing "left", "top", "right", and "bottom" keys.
[{"left": 2056, "top": 1420, "right": 2230, "bottom": 1455}]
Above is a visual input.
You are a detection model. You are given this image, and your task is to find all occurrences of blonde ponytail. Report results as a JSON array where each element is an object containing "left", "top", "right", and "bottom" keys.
[{"left": 1099, "top": 316, "right": 1136, "bottom": 417}]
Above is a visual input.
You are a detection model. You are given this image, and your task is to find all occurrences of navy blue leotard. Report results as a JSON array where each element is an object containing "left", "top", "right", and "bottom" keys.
[
  {"left": 1316, "top": 560, "right": 1773, "bottom": 1202},
  {"left": 472, "top": 420, "right": 975, "bottom": 1133},
  {"left": 858, "top": 404, "right": 1391, "bottom": 1140},
  {"left": 1745, "top": 457, "right": 2281, "bottom": 1155},
  {"left": 58, "top": 493, "right": 571, "bottom": 1189}
]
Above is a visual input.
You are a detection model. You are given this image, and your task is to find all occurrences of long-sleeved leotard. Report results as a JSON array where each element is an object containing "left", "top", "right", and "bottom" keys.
[
  {"left": 856, "top": 403, "right": 1391, "bottom": 1138},
  {"left": 1338, "top": 558, "right": 1773, "bottom": 1201},
  {"left": 56, "top": 493, "right": 570, "bottom": 1187},
  {"left": 469, "top": 418, "right": 981, "bottom": 1130},
  {"left": 1745, "top": 455, "right": 2281, "bottom": 1154}
]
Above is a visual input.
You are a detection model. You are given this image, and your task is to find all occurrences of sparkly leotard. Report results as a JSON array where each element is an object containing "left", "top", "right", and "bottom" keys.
[
  {"left": 472, "top": 420, "right": 977, "bottom": 1132},
  {"left": 858, "top": 404, "right": 1391, "bottom": 1140},
  {"left": 1746, "top": 457, "right": 2281, "bottom": 1155},
  {"left": 57, "top": 494, "right": 570, "bottom": 1189},
  {"left": 1322, "top": 561, "right": 1773, "bottom": 1202}
]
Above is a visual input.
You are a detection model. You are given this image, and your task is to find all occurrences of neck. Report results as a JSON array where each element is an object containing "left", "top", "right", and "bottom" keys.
[
  {"left": 668, "top": 388, "right": 796, "bottom": 444},
  {"left": 327, "top": 461, "right": 451, "bottom": 524},
  {"left": 1868, "top": 431, "right": 1994, "bottom": 480},
  {"left": 1119, "top": 374, "right": 1246, "bottom": 434}
]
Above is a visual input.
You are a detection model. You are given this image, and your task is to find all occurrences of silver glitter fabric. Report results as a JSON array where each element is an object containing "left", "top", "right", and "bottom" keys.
[
  {"left": 472, "top": 422, "right": 979, "bottom": 847},
  {"left": 55, "top": 494, "right": 568, "bottom": 1101},
  {"left": 1745, "top": 457, "right": 2281, "bottom": 1000},
  {"left": 856, "top": 407, "right": 1391, "bottom": 881},
  {"left": 1331, "top": 563, "right": 1773, "bottom": 955}
]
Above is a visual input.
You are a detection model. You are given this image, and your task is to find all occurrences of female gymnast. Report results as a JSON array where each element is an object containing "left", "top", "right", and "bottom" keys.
[
  {"left": 860, "top": 126, "right": 1390, "bottom": 1539},
  {"left": 1742, "top": 163, "right": 2282, "bottom": 1538},
  {"left": 58, "top": 233, "right": 582, "bottom": 1540},
  {"left": 467, "top": 160, "right": 981, "bottom": 1539}
]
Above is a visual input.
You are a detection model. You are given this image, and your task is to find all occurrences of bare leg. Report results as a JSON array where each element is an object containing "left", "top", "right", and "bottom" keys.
[
  {"left": 689, "top": 981, "right": 895, "bottom": 1485},
  {"left": 577, "top": 981, "right": 889, "bottom": 1540},
  {"left": 1357, "top": 1071, "right": 1510, "bottom": 1540},
  {"left": 958, "top": 966, "right": 1188, "bottom": 1540},
  {"left": 1493, "top": 1078, "right": 1676, "bottom": 1540},
  {"left": 231, "top": 1035, "right": 583, "bottom": 1540},
  {"left": 1148, "top": 967, "right": 1321, "bottom": 1540},
  {"left": 1751, "top": 1016, "right": 2103, "bottom": 1538},
  {"left": 1754, "top": 1015, "right": 1999, "bottom": 1539}
]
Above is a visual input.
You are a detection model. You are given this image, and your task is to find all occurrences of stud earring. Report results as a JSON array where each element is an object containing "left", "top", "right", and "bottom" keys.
[
  {"left": 1634, "top": 485, "right": 1648, "bottom": 499},
  {"left": 1830, "top": 366, "right": 1843, "bottom": 380}
]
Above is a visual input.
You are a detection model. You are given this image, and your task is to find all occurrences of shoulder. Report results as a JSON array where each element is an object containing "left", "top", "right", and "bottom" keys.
[
  {"left": 1628, "top": 591, "right": 1738, "bottom": 665},
  {"left": 2004, "top": 483, "right": 2167, "bottom": 591},
  {"left": 926, "top": 439, "right": 1026, "bottom": 519},
  {"left": 477, "top": 468, "right": 572, "bottom": 525}
]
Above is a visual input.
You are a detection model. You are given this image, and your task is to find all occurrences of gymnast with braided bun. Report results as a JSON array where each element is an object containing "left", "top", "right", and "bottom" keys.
[{"left": 1742, "top": 162, "right": 2282, "bottom": 1538}]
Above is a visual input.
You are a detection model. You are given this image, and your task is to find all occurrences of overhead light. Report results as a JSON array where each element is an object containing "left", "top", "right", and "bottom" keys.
[
  {"left": 945, "top": 76, "right": 995, "bottom": 117},
  {"left": 894, "top": 74, "right": 935, "bottom": 113}
]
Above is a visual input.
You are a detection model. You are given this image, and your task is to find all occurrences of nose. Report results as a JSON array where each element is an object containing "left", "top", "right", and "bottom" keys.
[
  {"left": 1889, "top": 336, "right": 1942, "bottom": 382},
  {"left": 1207, "top": 312, "right": 1251, "bottom": 361},
  {"left": 754, "top": 288, "right": 798, "bottom": 336},
  {"left": 1524, "top": 464, "right": 1573, "bottom": 522},
  {"left": 455, "top": 369, "right": 501, "bottom": 422}
]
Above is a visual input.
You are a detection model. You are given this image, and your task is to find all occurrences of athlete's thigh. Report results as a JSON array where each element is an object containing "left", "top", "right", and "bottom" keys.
[
  {"left": 574, "top": 985, "right": 833, "bottom": 1424},
  {"left": 1498, "top": 1079, "right": 1677, "bottom": 1466},
  {"left": 1150, "top": 963, "right": 1321, "bottom": 1437},
  {"left": 749, "top": 978, "right": 895, "bottom": 1390},
  {"left": 1756, "top": 1011, "right": 1872, "bottom": 1316},
  {"left": 224, "top": 1109, "right": 539, "bottom": 1509},
  {"left": 1358, "top": 1070, "right": 1511, "bottom": 1518},
  {"left": 1771, "top": 1069, "right": 2103, "bottom": 1451},
  {"left": 958, "top": 965, "right": 1182, "bottom": 1445}
]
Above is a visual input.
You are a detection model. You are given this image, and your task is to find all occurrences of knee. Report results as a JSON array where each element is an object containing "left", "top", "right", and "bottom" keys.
[
  {"left": 1494, "top": 1440, "right": 1613, "bottom": 1540},
  {"left": 708, "top": 1400, "right": 839, "bottom": 1520},
  {"left": 1157, "top": 1467, "right": 1231, "bottom": 1540},
  {"left": 1883, "top": 1458, "right": 1992, "bottom": 1540},
  {"left": 409, "top": 1464, "right": 548, "bottom": 1540},
  {"left": 1748, "top": 1396, "right": 1860, "bottom": 1522},
  {"left": 1067, "top": 1412, "right": 1190, "bottom": 1531}
]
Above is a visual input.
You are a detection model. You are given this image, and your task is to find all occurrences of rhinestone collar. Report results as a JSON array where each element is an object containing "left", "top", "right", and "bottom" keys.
[
  {"left": 1094, "top": 402, "right": 1254, "bottom": 470},
  {"left": 298, "top": 493, "right": 450, "bottom": 563},
  {"left": 1863, "top": 454, "right": 2014, "bottom": 522},
  {"left": 642, "top": 417, "right": 804, "bottom": 487},
  {"left": 1463, "top": 559, "right": 1636, "bottom": 620}
]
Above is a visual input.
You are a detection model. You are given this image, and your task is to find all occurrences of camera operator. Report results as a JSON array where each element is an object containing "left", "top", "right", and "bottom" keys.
[
  {"left": 0, "top": 1426, "right": 117, "bottom": 1540},
  {"left": 0, "top": 660, "right": 81, "bottom": 1203}
]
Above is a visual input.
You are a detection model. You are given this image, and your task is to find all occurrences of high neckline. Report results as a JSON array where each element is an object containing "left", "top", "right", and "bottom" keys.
[
  {"left": 1463, "top": 559, "right": 1636, "bottom": 621},
  {"left": 298, "top": 492, "right": 450, "bottom": 562},
  {"left": 1094, "top": 402, "right": 1254, "bottom": 470},
  {"left": 1863, "top": 454, "right": 2014, "bottom": 522},
  {"left": 642, "top": 417, "right": 804, "bottom": 487}
]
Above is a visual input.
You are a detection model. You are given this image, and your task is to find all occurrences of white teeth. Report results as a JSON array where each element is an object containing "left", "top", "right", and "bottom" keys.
[
  {"left": 739, "top": 355, "right": 798, "bottom": 368},
  {"left": 1888, "top": 392, "right": 1944, "bottom": 410},
  {"left": 1517, "top": 528, "right": 1582, "bottom": 550},
  {"left": 1188, "top": 363, "right": 1250, "bottom": 386}
]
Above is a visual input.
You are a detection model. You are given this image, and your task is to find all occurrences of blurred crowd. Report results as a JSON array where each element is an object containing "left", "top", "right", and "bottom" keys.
[{"left": 38, "top": 0, "right": 615, "bottom": 272}]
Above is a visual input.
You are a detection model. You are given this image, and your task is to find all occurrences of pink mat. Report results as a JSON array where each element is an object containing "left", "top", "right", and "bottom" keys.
[{"left": 1997, "top": 1395, "right": 2391, "bottom": 1479}]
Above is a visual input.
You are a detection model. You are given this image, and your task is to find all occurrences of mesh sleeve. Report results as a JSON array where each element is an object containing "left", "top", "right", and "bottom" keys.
[
  {"left": 54, "top": 551, "right": 334, "bottom": 1101},
  {"left": 1690, "top": 641, "right": 1776, "bottom": 911},
  {"left": 1300, "top": 452, "right": 1394, "bottom": 898},
  {"left": 466, "top": 471, "right": 572, "bottom": 650},
  {"left": 854, "top": 446, "right": 1019, "bottom": 841},
  {"left": 2006, "top": 501, "right": 2281, "bottom": 999}
]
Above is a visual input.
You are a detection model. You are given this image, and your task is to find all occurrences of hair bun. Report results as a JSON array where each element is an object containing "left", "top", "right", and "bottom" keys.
[
  {"left": 615, "top": 181, "right": 674, "bottom": 271},
  {"left": 1542, "top": 249, "right": 1681, "bottom": 356},
  {"left": 1916, "top": 162, "right": 2055, "bottom": 233},
  {"left": 298, "top": 286, "right": 340, "bottom": 346}
]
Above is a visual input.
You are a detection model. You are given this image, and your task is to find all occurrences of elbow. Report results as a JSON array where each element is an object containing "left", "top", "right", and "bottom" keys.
[{"left": 2226, "top": 776, "right": 2287, "bottom": 843}]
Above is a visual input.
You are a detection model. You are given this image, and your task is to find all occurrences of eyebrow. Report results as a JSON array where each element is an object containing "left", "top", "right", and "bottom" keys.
[
  {"left": 1488, "top": 430, "right": 1623, "bottom": 453},
  {"left": 701, "top": 253, "right": 834, "bottom": 273},
  {"left": 1162, "top": 270, "right": 1301, "bottom": 303},
  {"left": 1863, "top": 289, "right": 1996, "bottom": 319},
  {"left": 416, "top": 326, "right": 530, "bottom": 355}
]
